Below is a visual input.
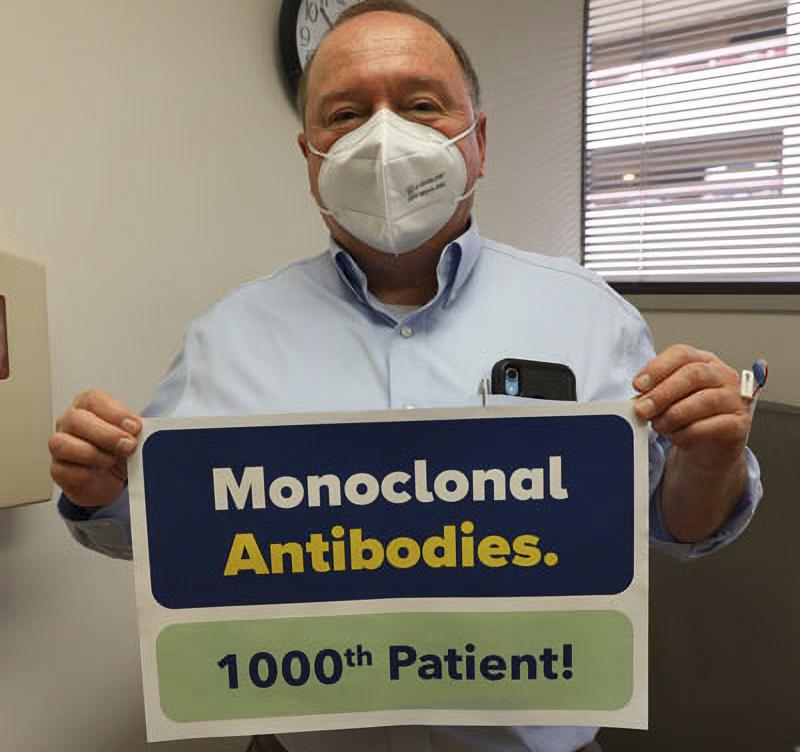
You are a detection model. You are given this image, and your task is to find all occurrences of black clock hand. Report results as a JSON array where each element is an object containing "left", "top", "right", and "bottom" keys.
[{"left": 320, "top": 6, "right": 333, "bottom": 28}]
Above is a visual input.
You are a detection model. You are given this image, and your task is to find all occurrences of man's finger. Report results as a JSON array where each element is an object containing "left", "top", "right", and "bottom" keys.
[
  {"left": 664, "top": 412, "right": 751, "bottom": 449},
  {"left": 58, "top": 408, "right": 138, "bottom": 456},
  {"left": 50, "top": 459, "right": 101, "bottom": 503},
  {"left": 633, "top": 344, "right": 716, "bottom": 393},
  {"left": 48, "top": 431, "right": 116, "bottom": 469},
  {"left": 650, "top": 387, "right": 746, "bottom": 436},
  {"left": 72, "top": 389, "right": 142, "bottom": 435},
  {"left": 634, "top": 360, "right": 727, "bottom": 420}
]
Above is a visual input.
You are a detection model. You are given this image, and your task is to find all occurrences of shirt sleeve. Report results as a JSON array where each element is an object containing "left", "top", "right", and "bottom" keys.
[
  {"left": 647, "top": 430, "right": 763, "bottom": 558},
  {"left": 57, "top": 327, "right": 195, "bottom": 559},
  {"left": 59, "top": 487, "right": 133, "bottom": 559}
]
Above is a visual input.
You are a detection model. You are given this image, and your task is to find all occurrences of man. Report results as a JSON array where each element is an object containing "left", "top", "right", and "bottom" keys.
[{"left": 50, "top": 1, "right": 762, "bottom": 750}]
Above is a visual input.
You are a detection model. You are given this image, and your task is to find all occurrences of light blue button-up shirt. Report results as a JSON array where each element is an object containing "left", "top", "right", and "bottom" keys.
[{"left": 60, "top": 221, "right": 762, "bottom": 752}]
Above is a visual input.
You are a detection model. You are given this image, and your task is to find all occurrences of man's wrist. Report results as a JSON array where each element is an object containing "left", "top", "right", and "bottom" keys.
[{"left": 660, "top": 448, "right": 748, "bottom": 543}]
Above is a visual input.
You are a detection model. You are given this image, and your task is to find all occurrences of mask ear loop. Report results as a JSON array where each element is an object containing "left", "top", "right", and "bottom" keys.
[
  {"left": 443, "top": 117, "right": 479, "bottom": 147},
  {"left": 307, "top": 142, "right": 328, "bottom": 159},
  {"left": 457, "top": 183, "right": 478, "bottom": 204},
  {"left": 306, "top": 141, "right": 336, "bottom": 216},
  {"left": 446, "top": 118, "right": 480, "bottom": 204}
]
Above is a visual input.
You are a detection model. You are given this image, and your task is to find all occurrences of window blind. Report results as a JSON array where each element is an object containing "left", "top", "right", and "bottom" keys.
[{"left": 583, "top": 0, "right": 800, "bottom": 284}]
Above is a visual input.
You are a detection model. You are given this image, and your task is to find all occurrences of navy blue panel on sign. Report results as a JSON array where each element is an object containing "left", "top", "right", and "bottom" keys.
[{"left": 142, "top": 415, "right": 634, "bottom": 609}]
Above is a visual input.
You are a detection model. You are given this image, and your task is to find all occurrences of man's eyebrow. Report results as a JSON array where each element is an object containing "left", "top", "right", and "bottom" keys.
[{"left": 316, "top": 89, "right": 361, "bottom": 113}]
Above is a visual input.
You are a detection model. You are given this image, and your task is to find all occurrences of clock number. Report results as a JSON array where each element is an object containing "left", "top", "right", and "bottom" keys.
[
  {"left": 299, "top": 25, "right": 311, "bottom": 47},
  {"left": 305, "top": 1, "right": 319, "bottom": 23},
  {"left": 319, "top": 0, "right": 334, "bottom": 28}
]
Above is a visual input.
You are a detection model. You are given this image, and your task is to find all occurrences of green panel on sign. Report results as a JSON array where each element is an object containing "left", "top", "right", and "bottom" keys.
[{"left": 156, "top": 610, "right": 633, "bottom": 722}]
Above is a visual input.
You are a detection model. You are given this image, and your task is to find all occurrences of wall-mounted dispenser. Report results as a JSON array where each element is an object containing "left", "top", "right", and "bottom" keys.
[{"left": 0, "top": 248, "right": 53, "bottom": 508}]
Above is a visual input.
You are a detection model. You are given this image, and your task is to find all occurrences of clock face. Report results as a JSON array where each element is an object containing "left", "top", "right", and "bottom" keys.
[
  {"left": 295, "top": 0, "right": 360, "bottom": 69},
  {"left": 279, "top": 0, "right": 363, "bottom": 102}
]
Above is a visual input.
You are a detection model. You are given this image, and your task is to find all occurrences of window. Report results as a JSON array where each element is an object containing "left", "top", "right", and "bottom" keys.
[{"left": 583, "top": 0, "right": 800, "bottom": 290}]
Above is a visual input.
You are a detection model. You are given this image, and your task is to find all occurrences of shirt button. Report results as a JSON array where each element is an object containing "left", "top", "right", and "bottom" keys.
[{"left": 399, "top": 325, "right": 413, "bottom": 338}]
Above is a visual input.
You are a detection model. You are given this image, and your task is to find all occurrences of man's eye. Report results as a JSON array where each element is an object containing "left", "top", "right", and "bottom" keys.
[
  {"left": 411, "top": 101, "right": 438, "bottom": 112},
  {"left": 330, "top": 111, "right": 358, "bottom": 123}
]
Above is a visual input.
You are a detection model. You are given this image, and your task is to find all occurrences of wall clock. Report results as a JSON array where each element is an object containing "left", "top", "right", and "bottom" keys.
[{"left": 279, "top": 0, "right": 362, "bottom": 101}]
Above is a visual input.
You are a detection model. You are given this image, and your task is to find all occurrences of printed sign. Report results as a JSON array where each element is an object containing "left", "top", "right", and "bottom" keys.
[{"left": 129, "top": 402, "right": 648, "bottom": 741}]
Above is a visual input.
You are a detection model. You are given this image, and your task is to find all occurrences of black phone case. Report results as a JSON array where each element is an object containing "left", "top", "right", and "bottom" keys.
[{"left": 490, "top": 358, "right": 577, "bottom": 401}]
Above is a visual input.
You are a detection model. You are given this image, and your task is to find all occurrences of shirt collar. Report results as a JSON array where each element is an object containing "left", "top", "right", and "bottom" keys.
[{"left": 329, "top": 220, "right": 482, "bottom": 314}]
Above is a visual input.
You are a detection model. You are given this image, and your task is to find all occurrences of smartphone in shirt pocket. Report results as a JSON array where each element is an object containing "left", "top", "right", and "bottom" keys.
[{"left": 491, "top": 358, "right": 577, "bottom": 401}]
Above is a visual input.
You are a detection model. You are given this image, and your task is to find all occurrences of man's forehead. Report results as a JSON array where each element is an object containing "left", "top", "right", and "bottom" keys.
[
  {"left": 318, "top": 11, "right": 452, "bottom": 58},
  {"left": 309, "top": 12, "right": 463, "bottom": 96}
]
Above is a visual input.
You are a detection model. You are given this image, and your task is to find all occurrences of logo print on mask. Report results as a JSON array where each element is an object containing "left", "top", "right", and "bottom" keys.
[{"left": 407, "top": 173, "right": 447, "bottom": 204}]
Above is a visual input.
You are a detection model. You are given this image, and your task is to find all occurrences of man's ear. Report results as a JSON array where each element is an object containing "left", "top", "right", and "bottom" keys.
[
  {"left": 476, "top": 113, "right": 488, "bottom": 178},
  {"left": 298, "top": 132, "right": 309, "bottom": 159}
]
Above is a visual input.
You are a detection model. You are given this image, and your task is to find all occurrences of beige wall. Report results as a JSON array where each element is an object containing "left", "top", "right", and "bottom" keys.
[{"left": 0, "top": 2, "right": 583, "bottom": 751}]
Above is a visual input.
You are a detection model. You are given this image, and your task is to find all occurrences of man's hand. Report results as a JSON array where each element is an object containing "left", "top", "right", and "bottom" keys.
[
  {"left": 49, "top": 389, "right": 142, "bottom": 508},
  {"left": 632, "top": 344, "right": 750, "bottom": 542}
]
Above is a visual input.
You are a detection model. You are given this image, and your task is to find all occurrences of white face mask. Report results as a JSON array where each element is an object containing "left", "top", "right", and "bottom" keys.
[{"left": 308, "top": 109, "right": 478, "bottom": 254}]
